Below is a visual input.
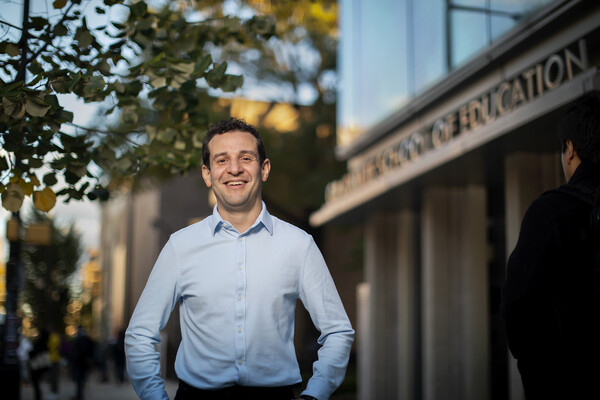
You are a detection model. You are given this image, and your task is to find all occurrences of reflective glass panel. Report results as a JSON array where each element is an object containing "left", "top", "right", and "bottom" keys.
[
  {"left": 413, "top": 0, "right": 446, "bottom": 93},
  {"left": 451, "top": 9, "right": 488, "bottom": 67}
]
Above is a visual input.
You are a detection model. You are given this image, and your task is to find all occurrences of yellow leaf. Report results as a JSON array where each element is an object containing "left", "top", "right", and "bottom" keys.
[
  {"left": 30, "top": 175, "right": 41, "bottom": 187},
  {"left": 53, "top": 0, "right": 68, "bottom": 9},
  {"left": 18, "top": 180, "right": 34, "bottom": 196},
  {"left": 1, "top": 183, "right": 25, "bottom": 212},
  {"left": 33, "top": 187, "right": 57, "bottom": 212}
]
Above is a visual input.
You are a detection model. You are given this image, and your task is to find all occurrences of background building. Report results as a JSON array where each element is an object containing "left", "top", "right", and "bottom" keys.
[{"left": 311, "top": 0, "right": 600, "bottom": 399}]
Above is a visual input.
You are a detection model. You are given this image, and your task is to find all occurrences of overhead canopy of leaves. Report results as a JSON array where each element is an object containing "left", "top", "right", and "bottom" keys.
[{"left": 0, "top": 0, "right": 277, "bottom": 212}]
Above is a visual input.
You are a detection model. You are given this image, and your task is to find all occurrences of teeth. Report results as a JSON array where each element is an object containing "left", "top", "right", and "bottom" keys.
[{"left": 228, "top": 181, "right": 244, "bottom": 186}]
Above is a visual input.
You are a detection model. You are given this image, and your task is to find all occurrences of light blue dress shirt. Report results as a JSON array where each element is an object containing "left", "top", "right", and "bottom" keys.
[{"left": 125, "top": 203, "right": 354, "bottom": 400}]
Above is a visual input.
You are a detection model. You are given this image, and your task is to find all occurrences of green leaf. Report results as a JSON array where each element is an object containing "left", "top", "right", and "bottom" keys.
[
  {"left": 221, "top": 74, "right": 244, "bottom": 92},
  {"left": 54, "top": 23, "right": 69, "bottom": 37},
  {"left": 67, "top": 162, "right": 87, "bottom": 178},
  {"left": 25, "top": 99, "right": 51, "bottom": 117},
  {"left": 5, "top": 43, "right": 19, "bottom": 57},
  {"left": 205, "top": 62, "right": 228, "bottom": 88},
  {"left": 157, "top": 128, "right": 176, "bottom": 143},
  {"left": 83, "top": 75, "right": 105, "bottom": 95},
  {"left": 130, "top": 1, "right": 147, "bottom": 17},
  {"left": 64, "top": 170, "right": 81, "bottom": 185},
  {"left": 96, "top": 7, "right": 106, "bottom": 14},
  {"left": 27, "top": 61, "right": 44, "bottom": 75},
  {"left": 196, "top": 54, "right": 212, "bottom": 74},
  {"left": 43, "top": 172, "right": 58, "bottom": 187},
  {"left": 28, "top": 158, "right": 44, "bottom": 169},
  {"left": 120, "top": 108, "right": 139, "bottom": 125},
  {"left": 75, "top": 27, "right": 95, "bottom": 48},
  {"left": 29, "top": 17, "right": 49, "bottom": 30},
  {"left": 0, "top": 155, "right": 9, "bottom": 172}
]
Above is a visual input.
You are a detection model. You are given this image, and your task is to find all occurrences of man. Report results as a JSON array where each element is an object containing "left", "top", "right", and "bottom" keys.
[
  {"left": 125, "top": 118, "right": 354, "bottom": 400},
  {"left": 501, "top": 92, "right": 600, "bottom": 399},
  {"left": 70, "top": 326, "right": 95, "bottom": 400}
]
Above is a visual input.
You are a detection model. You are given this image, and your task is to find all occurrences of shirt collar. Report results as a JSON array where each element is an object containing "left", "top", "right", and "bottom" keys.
[{"left": 209, "top": 201, "right": 273, "bottom": 236}]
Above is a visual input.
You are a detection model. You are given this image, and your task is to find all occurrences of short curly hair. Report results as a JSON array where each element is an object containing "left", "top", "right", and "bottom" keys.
[
  {"left": 202, "top": 118, "right": 267, "bottom": 168},
  {"left": 558, "top": 92, "right": 600, "bottom": 164}
]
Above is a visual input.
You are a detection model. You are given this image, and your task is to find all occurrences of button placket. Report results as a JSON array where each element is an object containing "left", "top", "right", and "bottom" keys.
[{"left": 233, "top": 234, "right": 247, "bottom": 382}]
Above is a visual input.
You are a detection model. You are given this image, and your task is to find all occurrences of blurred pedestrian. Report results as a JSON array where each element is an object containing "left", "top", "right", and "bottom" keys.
[
  {"left": 70, "top": 326, "right": 95, "bottom": 400},
  {"left": 29, "top": 329, "right": 51, "bottom": 400},
  {"left": 47, "top": 329, "right": 62, "bottom": 400},
  {"left": 17, "top": 334, "right": 32, "bottom": 384},
  {"left": 113, "top": 329, "right": 126, "bottom": 384}
]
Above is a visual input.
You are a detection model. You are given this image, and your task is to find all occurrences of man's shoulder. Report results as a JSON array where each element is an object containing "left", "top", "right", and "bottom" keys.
[
  {"left": 270, "top": 214, "right": 313, "bottom": 241},
  {"left": 170, "top": 216, "right": 211, "bottom": 241}
]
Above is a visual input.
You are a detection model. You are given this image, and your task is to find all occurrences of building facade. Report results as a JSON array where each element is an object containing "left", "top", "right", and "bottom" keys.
[{"left": 311, "top": 1, "right": 600, "bottom": 399}]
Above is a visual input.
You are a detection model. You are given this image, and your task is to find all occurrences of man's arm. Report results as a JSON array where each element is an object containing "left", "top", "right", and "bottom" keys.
[
  {"left": 125, "top": 239, "right": 180, "bottom": 400},
  {"left": 299, "top": 239, "right": 355, "bottom": 400},
  {"left": 501, "top": 198, "right": 556, "bottom": 358}
]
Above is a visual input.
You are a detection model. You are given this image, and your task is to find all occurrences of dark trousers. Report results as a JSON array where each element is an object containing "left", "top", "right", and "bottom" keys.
[{"left": 174, "top": 379, "right": 296, "bottom": 400}]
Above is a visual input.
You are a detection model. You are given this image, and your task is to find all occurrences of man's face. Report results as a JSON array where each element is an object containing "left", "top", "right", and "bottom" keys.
[{"left": 202, "top": 130, "right": 270, "bottom": 215}]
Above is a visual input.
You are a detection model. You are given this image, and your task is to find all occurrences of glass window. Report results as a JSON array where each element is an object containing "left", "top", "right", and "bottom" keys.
[
  {"left": 337, "top": 0, "right": 559, "bottom": 149},
  {"left": 338, "top": 0, "right": 409, "bottom": 146},
  {"left": 450, "top": 9, "right": 489, "bottom": 67},
  {"left": 413, "top": 0, "right": 445, "bottom": 93}
]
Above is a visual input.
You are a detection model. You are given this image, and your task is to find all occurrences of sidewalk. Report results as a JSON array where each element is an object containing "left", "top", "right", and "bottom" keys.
[{"left": 20, "top": 368, "right": 178, "bottom": 400}]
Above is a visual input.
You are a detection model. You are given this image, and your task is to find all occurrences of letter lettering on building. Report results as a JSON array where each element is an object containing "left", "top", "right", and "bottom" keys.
[
  {"left": 565, "top": 39, "right": 588, "bottom": 80},
  {"left": 511, "top": 77, "right": 527, "bottom": 107},
  {"left": 431, "top": 119, "right": 450, "bottom": 148},
  {"left": 544, "top": 54, "right": 564, "bottom": 89},
  {"left": 481, "top": 92, "right": 496, "bottom": 124},
  {"left": 459, "top": 106, "right": 470, "bottom": 133},
  {"left": 522, "top": 68, "right": 536, "bottom": 100},
  {"left": 496, "top": 82, "right": 512, "bottom": 115},
  {"left": 469, "top": 100, "right": 483, "bottom": 130}
]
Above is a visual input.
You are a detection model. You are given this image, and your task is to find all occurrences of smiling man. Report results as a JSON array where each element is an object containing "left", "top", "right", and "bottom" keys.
[{"left": 125, "top": 118, "right": 354, "bottom": 400}]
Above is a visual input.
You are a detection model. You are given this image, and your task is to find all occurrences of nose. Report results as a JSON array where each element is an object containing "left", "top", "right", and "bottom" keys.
[{"left": 228, "top": 158, "right": 242, "bottom": 174}]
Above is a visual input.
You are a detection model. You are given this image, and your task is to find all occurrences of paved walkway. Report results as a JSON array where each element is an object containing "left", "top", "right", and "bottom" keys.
[{"left": 20, "top": 369, "right": 177, "bottom": 400}]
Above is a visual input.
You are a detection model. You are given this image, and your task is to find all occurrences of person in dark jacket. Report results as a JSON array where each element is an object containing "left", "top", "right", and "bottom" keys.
[
  {"left": 70, "top": 326, "right": 96, "bottom": 400},
  {"left": 501, "top": 92, "right": 600, "bottom": 399},
  {"left": 29, "top": 329, "right": 50, "bottom": 400}
]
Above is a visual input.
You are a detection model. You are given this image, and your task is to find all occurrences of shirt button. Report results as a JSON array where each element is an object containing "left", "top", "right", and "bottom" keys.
[
  {"left": 237, "top": 327, "right": 242, "bottom": 333},
  {"left": 237, "top": 265, "right": 242, "bottom": 270},
  {"left": 237, "top": 295, "right": 242, "bottom": 301},
  {"left": 237, "top": 359, "right": 243, "bottom": 365},
  {"left": 238, "top": 237, "right": 243, "bottom": 242}
]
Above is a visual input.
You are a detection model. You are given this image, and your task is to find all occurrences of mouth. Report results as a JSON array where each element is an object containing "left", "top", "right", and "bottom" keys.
[{"left": 226, "top": 180, "right": 246, "bottom": 186}]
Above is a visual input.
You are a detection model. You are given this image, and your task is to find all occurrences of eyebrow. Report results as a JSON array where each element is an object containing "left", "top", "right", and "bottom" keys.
[{"left": 212, "top": 150, "right": 258, "bottom": 160}]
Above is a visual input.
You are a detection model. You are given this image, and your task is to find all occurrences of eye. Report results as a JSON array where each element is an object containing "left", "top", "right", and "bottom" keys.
[{"left": 216, "top": 158, "right": 227, "bottom": 164}]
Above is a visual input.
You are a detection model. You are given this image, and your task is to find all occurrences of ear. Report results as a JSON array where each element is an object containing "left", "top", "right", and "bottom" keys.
[
  {"left": 202, "top": 165, "right": 212, "bottom": 187},
  {"left": 564, "top": 140, "right": 579, "bottom": 164},
  {"left": 261, "top": 159, "right": 271, "bottom": 182}
]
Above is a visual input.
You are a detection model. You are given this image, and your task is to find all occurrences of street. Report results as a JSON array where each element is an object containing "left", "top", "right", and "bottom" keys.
[{"left": 20, "top": 368, "right": 178, "bottom": 400}]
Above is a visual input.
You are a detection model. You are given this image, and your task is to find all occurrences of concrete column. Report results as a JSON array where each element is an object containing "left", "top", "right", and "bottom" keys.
[
  {"left": 421, "top": 185, "right": 489, "bottom": 400},
  {"left": 504, "top": 152, "right": 562, "bottom": 400},
  {"left": 359, "top": 210, "right": 418, "bottom": 400}
]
